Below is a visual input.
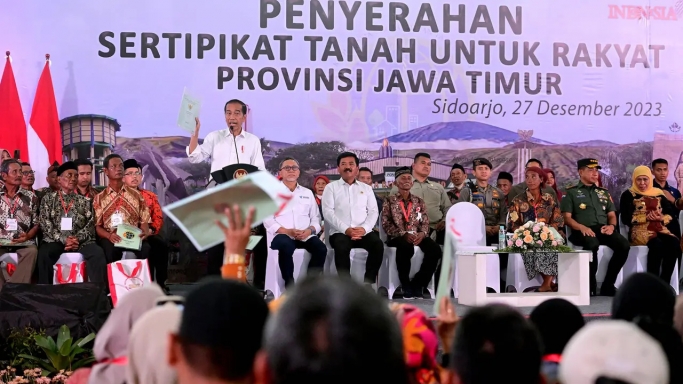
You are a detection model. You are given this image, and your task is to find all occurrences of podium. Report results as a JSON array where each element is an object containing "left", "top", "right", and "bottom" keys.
[{"left": 211, "top": 164, "right": 260, "bottom": 185}]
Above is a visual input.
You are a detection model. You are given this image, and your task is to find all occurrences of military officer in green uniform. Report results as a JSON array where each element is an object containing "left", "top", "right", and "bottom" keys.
[
  {"left": 561, "top": 158, "right": 630, "bottom": 296},
  {"left": 458, "top": 158, "right": 508, "bottom": 244}
]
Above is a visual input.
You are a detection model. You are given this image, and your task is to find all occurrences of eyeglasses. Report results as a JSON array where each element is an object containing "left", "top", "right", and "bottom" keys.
[
  {"left": 61, "top": 173, "right": 77, "bottom": 179},
  {"left": 124, "top": 171, "right": 142, "bottom": 177},
  {"left": 22, "top": 171, "right": 34, "bottom": 176},
  {"left": 280, "top": 166, "right": 300, "bottom": 172}
]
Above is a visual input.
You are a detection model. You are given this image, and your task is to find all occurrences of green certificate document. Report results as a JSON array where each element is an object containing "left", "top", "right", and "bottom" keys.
[
  {"left": 114, "top": 224, "right": 143, "bottom": 251},
  {"left": 177, "top": 87, "right": 202, "bottom": 134}
]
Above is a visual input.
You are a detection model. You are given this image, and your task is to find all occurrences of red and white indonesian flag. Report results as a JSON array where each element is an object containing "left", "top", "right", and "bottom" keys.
[
  {"left": 0, "top": 53, "right": 29, "bottom": 162},
  {"left": 28, "top": 58, "right": 62, "bottom": 189}
]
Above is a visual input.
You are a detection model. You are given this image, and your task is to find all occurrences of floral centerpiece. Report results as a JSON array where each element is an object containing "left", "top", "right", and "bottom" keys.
[{"left": 496, "top": 221, "right": 572, "bottom": 253}]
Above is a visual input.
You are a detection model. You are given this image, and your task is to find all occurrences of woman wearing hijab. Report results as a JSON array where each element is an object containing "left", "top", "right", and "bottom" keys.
[
  {"left": 126, "top": 303, "right": 182, "bottom": 384},
  {"left": 0, "top": 149, "right": 11, "bottom": 162},
  {"left": 612, "top": 272, "right": 683, "bottom": 383},
  {"left": 389, "top": 303, "right": 442, "bottom": 384},
  {"left": 529, "top": 299, "right": 585, "bottom": 384},
  {"left": 68, "top": 285, "right": 165, "bottom": 384},
  {"left": 620, "top": 165, "right": 681, "bottom": 282},
  {"left": 312, "top": 175, "right": 329, "bottom": 235},
  {"left": 507, "top": 167, "right": 565, "bottom": 292},
  {"left": 543, "top": 169, "right": 562, "bottom": 201}
]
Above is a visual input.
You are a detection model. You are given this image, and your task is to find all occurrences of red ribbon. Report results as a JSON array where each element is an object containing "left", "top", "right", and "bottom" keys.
[
  {"left": 542, "top": 354, "right": 562, "bottom": 364},
  {"left": 98, "top": 356, "right": 128, "bottom": 365},
  {"left": 56, "top": 264, "right": 78, "bottom": 283},
  {"left": 6, "top": 263, "right": 15, "bottom": 276},
  {"left": 117, "top": 262, "right": 142, "bottom": 278}
]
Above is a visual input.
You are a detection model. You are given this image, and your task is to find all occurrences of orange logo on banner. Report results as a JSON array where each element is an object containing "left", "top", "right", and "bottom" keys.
[{"left": 233, "top": 169, "right": 248, "bottom": 179}]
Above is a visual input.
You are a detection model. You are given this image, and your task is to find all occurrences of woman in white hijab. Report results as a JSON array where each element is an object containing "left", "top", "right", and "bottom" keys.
[
  {"left": 84, "top": 285, "right": 165, "bottom": 384},
  {"left": 126, "top": 300, "right": 182, "bottom": 384}
]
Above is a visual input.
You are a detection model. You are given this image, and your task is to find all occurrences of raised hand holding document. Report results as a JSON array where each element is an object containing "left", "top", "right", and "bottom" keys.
[
  {"left": 177, "top": 87, "right": 202, "bottom": 134},
  {"left": 163, "top": 172, "right": 293, "bottom": 252}
]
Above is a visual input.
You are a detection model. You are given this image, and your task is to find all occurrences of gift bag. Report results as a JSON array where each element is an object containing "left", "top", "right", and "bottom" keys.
[
  {"left": 0, "top": 253, "right": 18, "bottom": 281},
  {"left": 0, "top": 261, "right": 16, "bottom": 281},
  {"left": 53, "top": 263, "right": 86, "bottom": 284},
  {"left": 107, "top": 259, "right": 153, "bottom": 306}
]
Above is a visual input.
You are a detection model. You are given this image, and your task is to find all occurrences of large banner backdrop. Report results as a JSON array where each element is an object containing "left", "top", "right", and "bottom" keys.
[{"left": 3, "top": 0, "right": 683, "bottom": 205}]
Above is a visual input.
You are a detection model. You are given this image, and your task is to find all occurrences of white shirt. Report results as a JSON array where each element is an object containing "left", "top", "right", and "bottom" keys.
[
  {"left": 322, "top": 179, "right": 378, "bottom": 237},
  {"left": 263, "top": 183, "right": 321, "bottom": 241},
  {"left": 186, "top": 129, "right": 266, "bottom": 174}
]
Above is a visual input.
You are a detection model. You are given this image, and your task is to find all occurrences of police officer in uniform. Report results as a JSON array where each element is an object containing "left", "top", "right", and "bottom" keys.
[
  {"left": 561, "top": 158, "right": 630, "bottom": 296},
  {"left": 458, "top": 158, "right": 507, "bottom": 244}
]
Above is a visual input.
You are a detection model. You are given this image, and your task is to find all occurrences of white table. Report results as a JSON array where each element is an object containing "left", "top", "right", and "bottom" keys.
[{"left": 457, "top": 251, "right": 591, "bottom": 307}]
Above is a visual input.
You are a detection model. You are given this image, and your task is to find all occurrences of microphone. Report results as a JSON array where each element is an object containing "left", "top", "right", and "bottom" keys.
[{"left": 230, "top": 125, "right": 240, "bottom": 164}]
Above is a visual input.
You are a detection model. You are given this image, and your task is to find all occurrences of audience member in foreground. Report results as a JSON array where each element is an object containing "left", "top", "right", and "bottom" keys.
[
  {"left": 619, "top": 166, "right": 680, "bottom": 283},
  {"left": 507, "top": 167, "right": 564, "bottom": 292},
  {"left": 382, "top": 166, "right": 441, "bottom": 299},
  {"left": 559, "top": 320, "right": 668, "bottom": 384},
  {"left": 529, "top": 299, "right": 585, "bottom": 384},
  {"left": 20, "top": 162, "right": 35, "bottom": 192},
  {"left": 70, "top": 285, "right": 165, "bottom": 384},
  {"left": 442, "top": 304, "right": 542, "bottom": 384},
  {"left": 390, "top": 303, "right": 442, "bottom": 384},
  {"left": 126, "top": 302, "right": 182, "bottom": 384},
  {"left": 168, "top": 279, "right": 269, "bottom": 384},
  {"left": 611, "top": 272, "right": 683, "bottom": 384},
  {"left": 254, "top": 276, "right": 409, "bottom": 384}
]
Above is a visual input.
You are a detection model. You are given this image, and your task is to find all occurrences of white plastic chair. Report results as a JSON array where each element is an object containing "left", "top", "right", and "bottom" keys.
[
  {"left": 324, "top": 231, "right": 373, "bottom": 288},
  {"left": 566, "top": 226, "right": 622, "bottom": 287},
  {"left": 264, "top": 232, "right": 312, "bottom": 299},
  {"left": 620, "top": 215, "right": 680, "bottom": 294},
  {"left": 377, "top": 224, "right": 435, "bottom": 299},
  {"left": 446, "top": 202, "right": 500, "bottom": 297}
]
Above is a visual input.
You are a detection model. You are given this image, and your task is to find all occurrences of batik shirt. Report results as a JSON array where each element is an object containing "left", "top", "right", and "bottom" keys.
[
  {"left": 77, "top": 185, "right": 105, "bottom": 200},
  {"left": 381, "top": 193, "right": 429, "bottom": 239},
  {"left": 139, "top": 189, "right": 163, "bottom": 235},
  {"left": 0, "top": 186, "right": 38, "bottom": 244},
  {"left": 93, "top": 185, "right": 151, "bottom": 232},
  {"left": 508, "top": 189, "right": 564, "bottom": 235},
  {"left": 39, "top": 190, "right": 95, "bottom": 244}
]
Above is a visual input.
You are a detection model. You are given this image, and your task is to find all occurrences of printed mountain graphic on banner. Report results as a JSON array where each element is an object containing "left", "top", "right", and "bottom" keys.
[
  {"left": 374, "top": 121, "right": 554, "bottom": 145},
  {"left": 568, "top": 140, "right": 619, "bottom": 147}
]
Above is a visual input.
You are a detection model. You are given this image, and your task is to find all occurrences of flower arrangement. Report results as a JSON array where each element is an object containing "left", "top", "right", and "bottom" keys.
[{"left": 496, "top": 221, "right": 572, "bottom": 253}]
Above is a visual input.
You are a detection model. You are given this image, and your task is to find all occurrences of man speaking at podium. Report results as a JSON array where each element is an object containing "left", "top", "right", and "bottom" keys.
[
  {"left": 187, "top": 99, "right": 265, "bottom": 175},
  {"left": 186, "top": 99, "right": 268, "bottom": 286}
]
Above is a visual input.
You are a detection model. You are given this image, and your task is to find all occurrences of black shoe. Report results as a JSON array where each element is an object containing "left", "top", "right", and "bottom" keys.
[
  {"left": 600, "top": 284, "right": 617, "bottom": 297},
  {"left": 403, "top": 286, "right": 416, "bottom": 300}
]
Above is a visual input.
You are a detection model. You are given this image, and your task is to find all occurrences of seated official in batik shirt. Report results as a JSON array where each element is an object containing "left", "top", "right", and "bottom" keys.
[
  {"left": 381, "top": 167, "right": 442, "bottom": 299},
  {"left": 93, "top": 154, "right": 151, "bottom": 263},
  {"left": 507, "top": 167, "right": 565, "bottom": 292},
  {"left": 122, "top": 159, "right": 168, "bottom": 289},
  {"left": 37, "top": 162, "right": 107, "bottom": 284},
  {"left": 0, "top": 159, "right": 39, "bottom": 288},
  {"left": 263, "top": 157, "right": 326, "bottom": 288}
]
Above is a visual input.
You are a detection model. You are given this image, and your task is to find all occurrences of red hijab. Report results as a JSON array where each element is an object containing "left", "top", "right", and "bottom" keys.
[
  {"left": 543, "top": 168, "right": 562, "bottom": 201},
  {"left": 312, "top": 175, "right": 330, "bottom": 205}
]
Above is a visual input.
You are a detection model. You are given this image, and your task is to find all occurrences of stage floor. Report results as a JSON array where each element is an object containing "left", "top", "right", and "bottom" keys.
[{"left": 167, "top": 284, "right": 613, "bottom": 320}]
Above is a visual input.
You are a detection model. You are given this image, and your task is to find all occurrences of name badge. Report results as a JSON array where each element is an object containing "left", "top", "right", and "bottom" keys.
[
  {"left": 6, "top": 218, "right": 17, "bottom": 231},
  {"left": 111, "top": 213, "right": 123, "bottom": 227},
  {"left": 61, "top": 217, "right": 73, "bottom": 231}
]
